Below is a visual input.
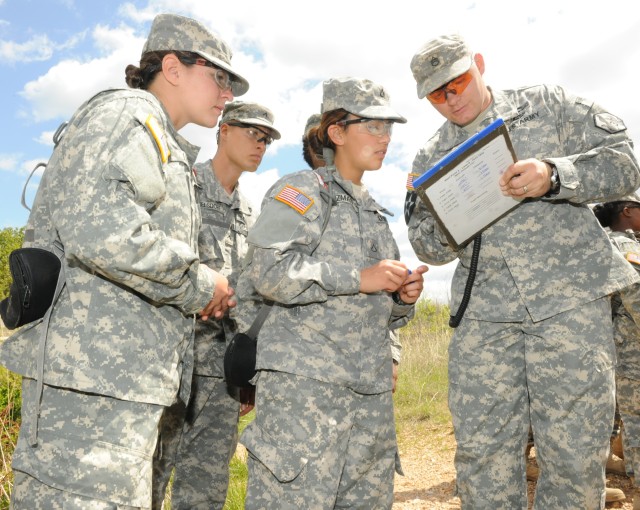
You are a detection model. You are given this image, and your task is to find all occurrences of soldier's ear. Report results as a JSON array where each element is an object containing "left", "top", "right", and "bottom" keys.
[
  {"left": 161, "top": 54, "right": 181, "bottom": 85},
  {"left": 218, "top": 123, "right": 229, "bottom": 141},
  {"left": 327, "top": 124, "right": 345, "bottom": 146},
  {"left": 622, "top": 205, "right": 635, "bottom": 218},
  {"left": 474, "top": 53, "right": 485, "bottom": 75}
]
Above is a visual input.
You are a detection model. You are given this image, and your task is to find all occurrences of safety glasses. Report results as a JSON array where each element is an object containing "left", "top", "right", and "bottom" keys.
[
  {"left": 179, "top": 56, "right": 233, "bottom": 92},
  {"left": 336, "top": 118, "right": 394, "bottom": 137},
  {"left": 427, "top": 71, "right": 473, "bottom": 104},
  {"left": 227, "top": 122, "right": 274, "bottom": 146}
]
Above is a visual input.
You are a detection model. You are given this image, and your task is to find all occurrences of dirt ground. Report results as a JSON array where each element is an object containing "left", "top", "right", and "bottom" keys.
[{"left": 393, "top": 427, "right": 636, "bottom": 509}]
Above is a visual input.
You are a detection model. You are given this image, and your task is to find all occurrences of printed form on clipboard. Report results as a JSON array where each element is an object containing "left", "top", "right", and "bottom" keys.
[{"left": 413, "top": 118, "right": 521, "bottom": 250}]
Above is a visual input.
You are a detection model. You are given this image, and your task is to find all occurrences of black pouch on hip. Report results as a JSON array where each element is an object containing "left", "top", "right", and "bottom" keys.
[
  {"left": 0, "top": 247, "right": 61, "bottom": 330},
  {"left": 223, "top": 332, "right": 257, "bottom": 388}
]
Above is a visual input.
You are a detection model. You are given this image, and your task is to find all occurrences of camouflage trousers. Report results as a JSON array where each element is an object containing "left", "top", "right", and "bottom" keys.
[
  {"left": 242, "top": 371, "right": 396, "bottom": 510},
  {"left": 151, "top": 375, "right": 240, "bottom": 510},
  {"left": 616, "top": 375, "right": 640, "bottom": 488},
  {"left": 449, "top": 297, "right": 615, "bottom": 510},
  {"left": 11, "top": 377, "right": 163, "bottom": 509}
]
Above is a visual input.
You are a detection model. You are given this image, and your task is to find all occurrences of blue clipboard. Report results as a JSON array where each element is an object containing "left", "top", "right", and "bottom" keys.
[
  {"left": 413, "top": 118, "right": 519, "bottom": 249},
  {"left": 413, "top": 118, "right": 507, "bottom": 189}
]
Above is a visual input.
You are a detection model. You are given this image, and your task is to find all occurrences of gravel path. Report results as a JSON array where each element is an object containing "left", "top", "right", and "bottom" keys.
[{"left": 393, "top": 427, "right": 635, "bottom": 509}]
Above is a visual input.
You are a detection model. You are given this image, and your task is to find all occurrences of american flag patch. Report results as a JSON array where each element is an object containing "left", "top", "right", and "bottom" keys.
[
  {"left": 406, "top": 173, "right": 420, "bottom": 191},
  {"left": 275, "top": 185, "right": 314, "bottom": 214},
  {"left": 626, "top": 252, "right": 640, "bottom": 266}
]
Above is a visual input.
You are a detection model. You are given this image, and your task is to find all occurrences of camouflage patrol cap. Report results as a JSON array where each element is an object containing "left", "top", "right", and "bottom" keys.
[
  {"left": 304, "top": 113, "right": 322, "bottom": 134},
  {"left": 321, "top": 77, "right": 407, "bottom": 123},
  {"left": 410, "top": 34, "right": 473, "bottom": 99},
  {"left": 610, "top": 193, "right": 640, "bottom": 205},
  {"left": 142, "top": 13, "right": 249, "bottom": 96},
  {"left": 220, "top": 101, "right": 281, "bottom": 139}
]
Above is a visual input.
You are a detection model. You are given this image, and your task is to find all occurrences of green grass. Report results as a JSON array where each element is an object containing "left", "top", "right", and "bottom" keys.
[
  {"left": 0, "top": 300, "right": 452, "bottom": 508},
  {"left": 394, "top": 300, "right": 452, "bottom": 448},
  {"left": 222, "top": 412, "right": 253, "bottom": 510}
]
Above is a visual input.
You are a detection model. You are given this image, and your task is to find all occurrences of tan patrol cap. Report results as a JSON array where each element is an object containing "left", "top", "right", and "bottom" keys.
[
  {"left": 220, "top": 101, "right": 281, "bottom": 139},
  {"left": 142, "top": 13, "right": 249, "bottom": 96},
  {"left": 321, "top": 77, "right": 406, "bottom": 123},
  {"left": 304, "top": 113, "right": 322, "bottom": 134},
  {"left": 410, "top": 34, "right": 473, "bottom": 99}
]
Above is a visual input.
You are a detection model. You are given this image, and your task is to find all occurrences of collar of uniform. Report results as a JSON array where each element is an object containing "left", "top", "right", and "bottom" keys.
[
  {"left": 438, "top": 87, "right": 518, "bottom": 154},
  {"left": 490, "top": 87, "right": 523, "bottom": 126},
  {"left": 151, "top": 96, "right": 201, "bottom": 167},
  {"left": 204, "top": 162, "right": 253, "bottom": 214},
  {"left": 321, "top": 165, "right": 393, "bottom": 215},
  {"left": 200, "top": 161, "right": 235, "bottom": 205}
]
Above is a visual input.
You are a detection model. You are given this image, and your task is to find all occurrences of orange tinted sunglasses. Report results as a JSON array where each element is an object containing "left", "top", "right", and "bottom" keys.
[{"left": 427, "top": 71, "right": 473, "bottom": 104}]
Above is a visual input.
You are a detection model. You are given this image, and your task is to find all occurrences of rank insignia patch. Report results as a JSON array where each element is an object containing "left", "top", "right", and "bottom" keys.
[
  {"left": 275, "top": 185, "right": 314, "bottom": 214},
  {"left": 594, "top": 112, "right": 626, "bottom": 134}
]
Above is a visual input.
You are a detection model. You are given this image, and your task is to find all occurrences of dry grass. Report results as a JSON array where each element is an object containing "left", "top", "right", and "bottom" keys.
[{"left": 0, "top": 362, "right": 20, "bottom": 510}]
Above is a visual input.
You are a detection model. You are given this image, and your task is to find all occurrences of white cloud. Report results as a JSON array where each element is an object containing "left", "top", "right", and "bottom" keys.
[
  {"left": 0, "top": 29, "right": 86, "bottom": 65},
  {"left": 239, "top": 167, "right": 280, "bottom": 212},
  {"left": 92, "top": 23, "right": 137, "bottom": 54},
  {"left": 21, "top": 159, "right": 47, "bottom": 177},
  {"left": 0, "top": 34, "right": 55, "bottom": 63},
  {"left": 0, "top": 153, "right": 19, "bottom": 172},
  {"left": 0, "top": 154, "right": 47, "bottom": 191},
  {"left": 35, "top": 130, "right": 56, "bottom": 147},
  {"left": 18, "top": 24, "right": 143, "bottom": 122}
]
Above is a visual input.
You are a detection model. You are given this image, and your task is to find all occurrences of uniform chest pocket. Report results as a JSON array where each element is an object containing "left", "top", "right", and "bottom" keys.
[
  {"left": 364, "top": 212, "right": 396, "bottom": 262},
  {"left": 364, "top": 237, "right": 385, "bottom": 261},
  {"left": 198, "top": 211, "right": 230, "bottom": 271}
]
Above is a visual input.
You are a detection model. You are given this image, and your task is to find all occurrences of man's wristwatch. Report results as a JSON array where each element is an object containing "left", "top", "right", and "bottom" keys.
[{"left": 546, "top": 164, "right": 560, "bottom": 196}]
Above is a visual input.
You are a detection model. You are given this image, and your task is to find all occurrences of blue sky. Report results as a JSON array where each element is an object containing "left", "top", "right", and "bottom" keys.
[{"left": 2, "top": 0, "right": 640, "bottom": 302}]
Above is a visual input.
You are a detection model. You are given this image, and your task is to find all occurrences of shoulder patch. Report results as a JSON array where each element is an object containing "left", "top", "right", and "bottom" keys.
[
  {"left": 594, "top": 112, "right": 626, "bottom": 134},
  {"left": 275, "top": 185, "right": 314, "bottom": 215},
  {"left": 626, "top": 252, "right": 640, "bottom": 267},
  {"left": 406, "top": 173, "right": 420, "bottom": 191},
  {"left": 145, "top": 114, "right": 171, "bottom": 163}
]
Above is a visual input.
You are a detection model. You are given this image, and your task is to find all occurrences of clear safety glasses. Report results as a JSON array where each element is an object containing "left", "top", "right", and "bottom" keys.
[
  {"left": 336, "top": 118, "right": 394, "bottom": 137},
  {"left": 227, "top": 122, "right": 274, "bottom": 146},
  {"left": 180, "top": 56, "right": 233, "bottom": 92}
]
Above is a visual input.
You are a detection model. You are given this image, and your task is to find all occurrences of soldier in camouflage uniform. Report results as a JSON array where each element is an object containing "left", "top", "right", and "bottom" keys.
[
  {"left": 0, "top": 13, "right": 248, "bottom": 509},
  {"left": 593, "top": 195, "right": 640, "bottom": 510},
  {"left": 301, "top": 112, "right": 403, "bottom": 391},
  {"left": 152, "top": 101, "right": 280, "bottom": 510},
  {"left": 405, "top": 34, "right": 640, "bottom": 509},
  {"left": 234, "top": 77, "right": 428, "bottom": 509}
]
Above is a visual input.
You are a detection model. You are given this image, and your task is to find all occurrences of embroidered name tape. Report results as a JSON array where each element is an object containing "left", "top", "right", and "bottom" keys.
[
  {"left": 275, "top": 185, "right": 314, "bottom": 214},
  {"left": 145, "top": 114, "right": 170, "bottom": 163}
]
